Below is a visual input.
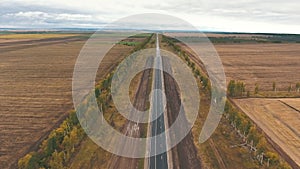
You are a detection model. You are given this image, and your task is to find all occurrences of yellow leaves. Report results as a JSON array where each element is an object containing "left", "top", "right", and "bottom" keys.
[
  {"left": 40, "top": 139, "right": 48, "bottom": 152},
  {"left": 49, "top": 129, "right": 58, "bottom": 138},
  {"left": 18, "top": 154, "right": 32, "bottom": 169},
  {"left": 55, "top": 127, "right": 64, "bottom": 134},
  {"left": 62, "top": 135, "right": 72, "bottom": 150},
  {"left": 256, "top": 137, "right": 267, "bottom": 153},
  {"left": 70, "top": 126, "right": 79, "bottom": 146},
  {"left": 49, "top": 150, "right": 65, "bottom": 169},
  {"left": 265, "top": 151, "right": 280, "bottom": 165}
]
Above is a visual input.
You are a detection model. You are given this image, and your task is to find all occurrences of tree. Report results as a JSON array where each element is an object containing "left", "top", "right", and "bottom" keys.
[
  {"left": 278, "top": 162, "right": 292, "bottom": 169},
  {"left": 190, "top": 62, "right": 195, "bottom": 70},
  {"left": 49, "top": 150, "right": 65, "bottom": 169},
  {"left": 240, "top": 118, "right": 249, "bottom": 135},
  {"left": 18, "top": 153, "right": 39, "bottom": 169},
  {"left": 46, "top": 137, "right": 57, "bottom": 156},
  {"left": 236, "top": 81, "right": 245, "bottom": 96},
  {"left": 201, "top": 76, "right": 209, "bottom": 89},
  {"left": 256, "top": 137, "right": 267, "bottom": 154},
  {"left": 62, "top": 135, "right": 72, "bottom": 160},
  {"left": 228, "top": 111, "right": 236, "bottom": 124},
  {"left": 95, "top": 87, "right": 100, "bottom": 98},
  {"left": 244, "top": 121, "right": 252, "bottom": 136},
  {"left": 69, "top": 127, "right": 79, "bottom": 152},
  {"left": 247, "top": 91, "right": 250, "bottom": 97},
  {"left": 265, "top": 152, "right": 279, "bottom": 166},
  {"left": 194, "top": 69, "right": 200, "bottom": 77},
  {"left": 228, "top": 80, "right": 236, "bottom": 97},
  {"left": 68, "top": 110, "right": 79, "bottom": 126},
  {"left": 235, "top": 114, "right": 243, "bottom": 130},
  {"left": 288, "top": 83, "right": 292, "bottom": 92},
  {"left": 18, "top": 154, "right": 32, "bottom": 169},
  {"left": 255, "top": 83, "right": 259, "bottom": 94},
  {"left": 227, "top": 80, "right": 245, "bottom": 97},
  {"left": 272, "top": 82, "right": 276, "bottom": 92},
  {"left": 54, "top": 127, "right": 65, "bottom": 144},
  {"left": 248, "top": 126, "right": 260, "bottom": 146},
  {"left": 224, "top": 101, "right": 232, "bottom": 113},
  {"left": 296, "top": 82, "right": 300, "bottom": 92}
]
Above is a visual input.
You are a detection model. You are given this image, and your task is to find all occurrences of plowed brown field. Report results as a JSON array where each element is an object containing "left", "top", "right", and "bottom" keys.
[{"left": 0, "top": 34, "right": 141, "bottom": 168}]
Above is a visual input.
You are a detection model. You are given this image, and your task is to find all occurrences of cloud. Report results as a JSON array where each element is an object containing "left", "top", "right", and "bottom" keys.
[
  {"left": 0, "top": 0, "right": 299, "bottom": 33},
  {"left": 1, "top": 11, "right": 103, "bottom": 28},
  {"left": 5, "top": 11, "right": 93, "bottom": 22}
]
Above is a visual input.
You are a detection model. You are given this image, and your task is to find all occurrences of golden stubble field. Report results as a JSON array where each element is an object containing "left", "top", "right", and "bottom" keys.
[
  {"left": 175, "top": 34, "right": 300, "bottom": 91},
  {"left": 215, "top": 43, "right": 300, "bottom": 91},
  {"left": 233, "top": 98, "right": 300, "bottom": 167},
  {"left": 0, "top": 34, "right": 141, "bottom": 168}
]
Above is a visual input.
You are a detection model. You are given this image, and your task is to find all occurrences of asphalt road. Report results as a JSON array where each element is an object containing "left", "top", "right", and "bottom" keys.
[{"left": 149, "top": 34, "right": 168, "bottom": 169}]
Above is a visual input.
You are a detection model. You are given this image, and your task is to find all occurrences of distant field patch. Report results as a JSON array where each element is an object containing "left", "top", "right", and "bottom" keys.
[{"left": 0, "top": 33, "right": 79, "bottom": 39}]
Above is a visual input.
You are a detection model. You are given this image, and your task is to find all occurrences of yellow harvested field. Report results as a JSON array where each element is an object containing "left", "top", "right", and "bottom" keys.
[
  {"left": 215, "top": 43, "right": 300, "bottom": 91},
  {"left": 233, "top": 98, "right": 300, "bottom": 167},
  {"left": 279, "top": 99, "right": 300, "bottom": 111},
  {"left": 178, "top": 41, "right": 300, "bottom": 91},
  {"left": 0, "top": 33, "right": 79, "bottom": 39}
]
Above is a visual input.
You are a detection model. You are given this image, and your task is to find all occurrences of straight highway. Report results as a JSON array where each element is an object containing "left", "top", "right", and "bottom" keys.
[{"left": 149, "top": 34, "right": 168, "bottom": 169}]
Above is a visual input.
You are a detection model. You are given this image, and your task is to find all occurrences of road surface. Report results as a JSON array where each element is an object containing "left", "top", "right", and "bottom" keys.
[{"left": 149, "top": 34, "right": 169, "bottom": 169}]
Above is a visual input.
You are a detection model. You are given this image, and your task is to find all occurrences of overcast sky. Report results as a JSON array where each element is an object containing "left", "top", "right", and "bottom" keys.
[{"left": 1, "top": 0, "right": 299, "bottom": 33}]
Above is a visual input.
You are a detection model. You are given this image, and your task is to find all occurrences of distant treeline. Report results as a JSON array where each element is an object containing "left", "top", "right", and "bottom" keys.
[
  {"left": 210, "top": 34, "right": 300, "bottom": 43},
  {"left": 227, "top": 80, "right": 300, "bottom": 98},
  {"left": 161, "top": 34, "right": 300, "bottom": 44}
]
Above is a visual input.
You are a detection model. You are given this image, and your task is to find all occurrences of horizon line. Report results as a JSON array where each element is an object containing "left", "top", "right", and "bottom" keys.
[{"left": 0, "top": 27, "right": 299, "bottom": 35}]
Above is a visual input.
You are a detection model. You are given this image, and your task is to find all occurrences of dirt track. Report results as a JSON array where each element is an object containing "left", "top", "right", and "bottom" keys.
[{"left": 162, "top": 56, "right": 201, "bottom": 169}]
